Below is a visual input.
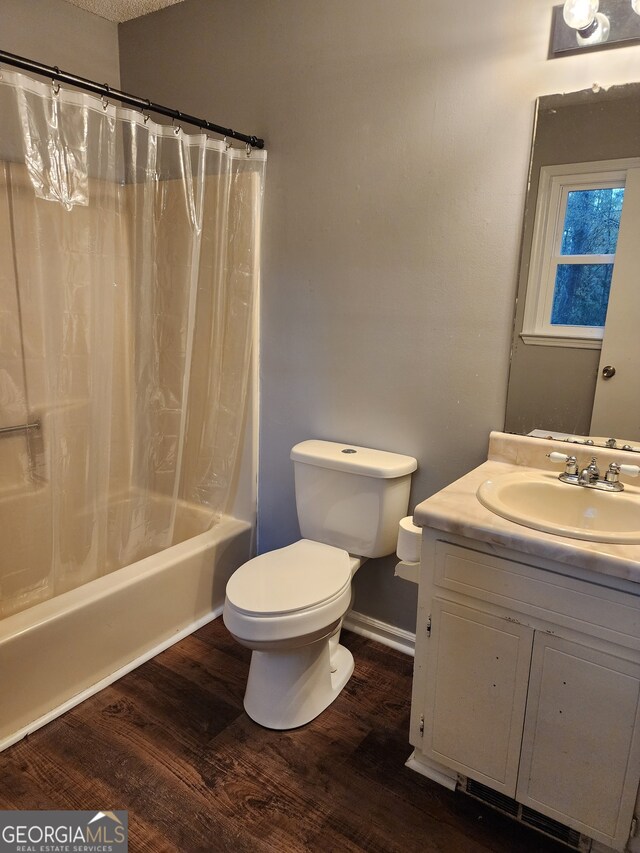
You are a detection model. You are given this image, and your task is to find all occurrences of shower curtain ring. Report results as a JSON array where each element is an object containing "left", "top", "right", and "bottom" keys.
[
  {"left": 245, "top": 142, "right": 252, "bottom": 157},
  {"left": 143, "top": 99, "right": 151, "bottom": 123},
  {"left": 51, "top": 79, "right": 61, "bottom": 95},
  {"left": 101, "top": 95, "right": 109, "bottom": 111},
  {"left": 223, "top": 136, "right": 231, "bottom": 151}
]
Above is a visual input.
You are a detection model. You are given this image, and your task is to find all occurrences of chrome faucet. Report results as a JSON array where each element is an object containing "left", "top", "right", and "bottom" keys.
[
  {"left": 548, "top": 452, "right": 640, "bottom": 492},
  {"left": 578, "top": 457, "right": 600, "bottom": 486}
]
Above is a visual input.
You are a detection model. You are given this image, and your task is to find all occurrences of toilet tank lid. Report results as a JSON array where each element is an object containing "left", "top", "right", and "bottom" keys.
[{"left": 291, "top": 440, "right": 417, "bottom": 478}]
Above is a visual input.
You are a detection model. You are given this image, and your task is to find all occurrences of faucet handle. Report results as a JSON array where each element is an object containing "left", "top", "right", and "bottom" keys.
[
  {"left": 548, "top": 452, "right": 572, "bottom": 464},
  {"left": 618, "top": 462, "right": 640, "bottom": 478},
  {"left": 604, "top": 462, "right": 638, "bottom": 491},
  {"left": 547, "top": 452, "right": 578, "bottom": 475}
]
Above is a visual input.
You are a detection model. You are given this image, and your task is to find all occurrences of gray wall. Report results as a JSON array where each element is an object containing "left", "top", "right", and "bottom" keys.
[
  {"left": 0, "top": 0, "right": 120, "bottom": 86},
  {"left": 120, "top": 0, "right": 640, "bottom": 632}
]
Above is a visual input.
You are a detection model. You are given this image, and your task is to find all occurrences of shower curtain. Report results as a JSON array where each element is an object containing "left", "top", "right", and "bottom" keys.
[{"left": 0, "top": 69, "right": 266, "bottom": 616}]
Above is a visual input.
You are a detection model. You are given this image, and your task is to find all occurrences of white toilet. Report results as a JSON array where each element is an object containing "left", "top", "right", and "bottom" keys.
[{"left": 223, "top": 439, "right": 417, "bottom": 730}]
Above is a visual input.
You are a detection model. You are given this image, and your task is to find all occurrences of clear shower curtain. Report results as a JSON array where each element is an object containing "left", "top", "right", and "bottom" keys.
[{"left": 0, "top": 69, "right": 266, "bottom": 615}]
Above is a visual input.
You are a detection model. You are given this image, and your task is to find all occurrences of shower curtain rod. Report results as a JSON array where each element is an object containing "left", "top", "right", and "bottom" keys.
[{"left": 0, "top": 48, "right": 265, "bottom": 149}]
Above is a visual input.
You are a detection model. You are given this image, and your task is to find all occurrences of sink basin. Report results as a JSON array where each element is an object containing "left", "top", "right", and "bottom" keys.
[{"left": 477, "top": 471, "right": 640, "bottom": 543}]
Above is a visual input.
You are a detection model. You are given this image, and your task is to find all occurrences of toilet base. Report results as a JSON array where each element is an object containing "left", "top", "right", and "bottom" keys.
[{"left": 243, "top": 636, "right": 354, "bottom": 730}]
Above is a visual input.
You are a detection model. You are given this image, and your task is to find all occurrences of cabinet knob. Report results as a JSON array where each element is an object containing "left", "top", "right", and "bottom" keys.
[{"left": 602, "top": 365, "right": 616, "bottom": 379}]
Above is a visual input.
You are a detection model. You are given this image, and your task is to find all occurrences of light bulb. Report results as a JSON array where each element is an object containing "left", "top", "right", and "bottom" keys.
[
  {"left": 563, "top": 0, "right": 599, "bottom": 30},
  {"left": 576, "top": 11, "right": 610, "bottom": 44},
  {"left": 633, "top": 0, "right": 640, "bottom": 14}
]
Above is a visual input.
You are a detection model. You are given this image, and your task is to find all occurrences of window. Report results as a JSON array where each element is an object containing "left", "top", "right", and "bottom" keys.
[{"left": 521, "top": 159, "right": 638, "bottom": 348}]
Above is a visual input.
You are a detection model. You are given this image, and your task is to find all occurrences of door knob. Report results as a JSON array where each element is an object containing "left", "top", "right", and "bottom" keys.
[{"left": 602, "top": 365, "right": 616, "bottom": 379}]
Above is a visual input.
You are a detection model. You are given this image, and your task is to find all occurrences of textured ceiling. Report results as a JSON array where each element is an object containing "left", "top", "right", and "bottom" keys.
[{"left": 64, "top": 0, "right": 186, "bottom": 23}]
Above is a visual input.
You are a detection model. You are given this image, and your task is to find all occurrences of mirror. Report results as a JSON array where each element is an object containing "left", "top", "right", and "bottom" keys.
[{"left": 504, "top": 82, "right": 640, "bottom": 452}]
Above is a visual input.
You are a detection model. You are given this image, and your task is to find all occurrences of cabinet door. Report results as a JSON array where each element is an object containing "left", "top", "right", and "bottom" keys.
[
  {"left": 517, "top": 633, "right": 640, "bottom": 850},
  {"left": 423, "top": 598, "right": 534, "bottom": 796}
]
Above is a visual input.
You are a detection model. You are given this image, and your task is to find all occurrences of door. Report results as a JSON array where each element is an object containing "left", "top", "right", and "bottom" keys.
[
  {"left": 517, "top": 632, "right": 640, "bottom": 851},
  {"left": 590, "top": 168, "right": 640, "bottom": 440},
  {"left": 422, "top": 598, "right": 534, "bottom": 796}
]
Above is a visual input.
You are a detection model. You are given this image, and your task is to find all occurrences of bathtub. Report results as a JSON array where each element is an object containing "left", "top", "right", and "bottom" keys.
[{"left": 0, "top": 514, "right": 252, "bottom": 751}]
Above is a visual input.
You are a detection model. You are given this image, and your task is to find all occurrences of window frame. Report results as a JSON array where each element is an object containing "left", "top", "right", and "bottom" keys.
[{"left": 521, "top": 158, "right": 639, "bottom": 349}]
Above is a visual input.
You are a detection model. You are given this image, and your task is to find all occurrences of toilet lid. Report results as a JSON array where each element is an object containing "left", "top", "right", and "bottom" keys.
[{"left": 226, "top": 539, "right": 351, "bottom": 616}]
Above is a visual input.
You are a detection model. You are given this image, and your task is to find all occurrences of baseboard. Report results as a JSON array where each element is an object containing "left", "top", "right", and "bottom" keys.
[
  {"left": 0, "top": 606, "right": 223, "bottom": 754},
  {"left": 343, "top": 610, "right": 415, "bottom": 657},
  {"left": 4, "top": 608, "right": 413, "bottom": 753}
]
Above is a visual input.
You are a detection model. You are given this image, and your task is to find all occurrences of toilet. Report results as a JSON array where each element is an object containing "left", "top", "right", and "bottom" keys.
[{"left": 223, "top": 439, "right": 417, "bottom": 730}]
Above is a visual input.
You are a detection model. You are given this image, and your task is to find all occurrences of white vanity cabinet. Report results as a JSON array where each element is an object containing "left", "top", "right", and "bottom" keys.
[{"left": 409, "top": 531, "right": 640, "bottom": 853}]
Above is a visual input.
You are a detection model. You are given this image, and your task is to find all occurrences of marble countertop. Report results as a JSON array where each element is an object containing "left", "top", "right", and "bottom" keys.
[{"left": 413, "top": 431, "right": 640, "bottom": 585}]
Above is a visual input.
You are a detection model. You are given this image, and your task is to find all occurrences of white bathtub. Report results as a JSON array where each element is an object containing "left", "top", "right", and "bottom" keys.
[{"left": 0, "top": 515, "right": 252, "bottom": 751}]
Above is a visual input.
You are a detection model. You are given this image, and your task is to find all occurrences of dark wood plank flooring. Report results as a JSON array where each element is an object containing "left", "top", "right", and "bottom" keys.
[{"left": 1, "top": 620, "right": 568, "bottom": 852}]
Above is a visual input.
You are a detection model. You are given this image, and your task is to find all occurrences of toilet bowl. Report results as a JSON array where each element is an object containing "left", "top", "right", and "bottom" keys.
[
  {"left": 224, "top": 539, "right": 360, "bottom": 729},
  {"left": 223, "top": 439, "right": 417, "bottom": 730}
]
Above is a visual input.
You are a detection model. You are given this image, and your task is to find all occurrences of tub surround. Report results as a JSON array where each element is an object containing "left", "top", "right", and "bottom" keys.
[{"left": 414, "top": 431, "right": 640, "bottom": 586}]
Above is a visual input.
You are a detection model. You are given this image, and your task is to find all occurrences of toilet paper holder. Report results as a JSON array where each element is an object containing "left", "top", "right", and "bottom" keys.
[{"left": 395, "top": 515, "right": 422, "bottom": 584}]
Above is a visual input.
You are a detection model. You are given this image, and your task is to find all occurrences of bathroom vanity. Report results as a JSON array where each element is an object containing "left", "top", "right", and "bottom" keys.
[{"left": 408, "top": 432, "right": 640, "bottom": 853}]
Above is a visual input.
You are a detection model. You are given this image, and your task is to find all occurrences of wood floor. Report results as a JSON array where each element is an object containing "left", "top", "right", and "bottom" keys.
[{"left": 0, "top": 619, "right": 568, "bottom": 852}]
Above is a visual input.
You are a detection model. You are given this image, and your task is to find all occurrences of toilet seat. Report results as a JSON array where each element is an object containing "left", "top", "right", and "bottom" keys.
[
  {"left": 226, "top": 539, "right": 351, "bottom": 615},
  {"left": 223, "top": 539, "right": 353, "bottom": 646}
]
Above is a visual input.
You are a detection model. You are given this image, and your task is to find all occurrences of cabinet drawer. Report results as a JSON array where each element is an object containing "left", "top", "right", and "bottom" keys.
[{"left": 434, "top": 541, "right": 640, "bottom": 651}]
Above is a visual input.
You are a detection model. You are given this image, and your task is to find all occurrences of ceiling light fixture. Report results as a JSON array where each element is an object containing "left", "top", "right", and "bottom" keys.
[{"left": 551, "top": 0, "right": 640, "bottom": 55}]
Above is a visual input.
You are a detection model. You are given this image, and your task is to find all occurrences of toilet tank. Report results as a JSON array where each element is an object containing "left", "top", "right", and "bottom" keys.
[{"left": 290, "top": 440, "right": 418, "bottom": 559}]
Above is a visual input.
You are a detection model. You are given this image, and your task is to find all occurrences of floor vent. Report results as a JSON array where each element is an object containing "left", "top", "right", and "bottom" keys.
[
  {"left": 461, "top": 778, "right": 591, "bottom": 851},
  {"left": 465, "top": 779, "right": 519, "bottom": 817},
  {"left": 521, "top": 806, "right": 584, "bottom": 848}
]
